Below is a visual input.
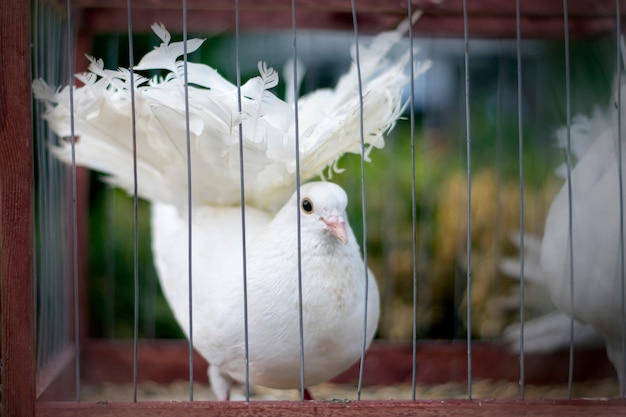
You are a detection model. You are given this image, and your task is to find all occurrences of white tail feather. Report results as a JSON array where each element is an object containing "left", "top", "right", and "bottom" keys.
[{"left": 34, "top": 20, "right": 430, "bottom": 213}]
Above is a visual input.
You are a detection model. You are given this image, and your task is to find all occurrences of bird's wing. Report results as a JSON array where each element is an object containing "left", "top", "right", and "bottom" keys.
[
  {"left": 33, "top": 20, "right": 430, "bottom": 213},
  {"left": 150, "top": 201, "right": 271, "bottom": 338}
]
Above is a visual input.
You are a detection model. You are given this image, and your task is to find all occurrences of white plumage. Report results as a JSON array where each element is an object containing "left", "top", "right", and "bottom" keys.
[
  {"left": 151, "top": 181, "right": 379, "bottom": 399},
  {"left": 34, "top": 21, "right": 430, "bottom": 399},
  {"left": 538, "top": 39, "right": 626, "bottom": 390},
  {"left": 500, "top": 232, "right": 603, "bottom": 354}
]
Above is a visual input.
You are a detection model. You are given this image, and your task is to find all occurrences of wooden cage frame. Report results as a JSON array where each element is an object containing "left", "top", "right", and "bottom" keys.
[{"left": 4, "top": 0, "right": 626, "bottom": 416}]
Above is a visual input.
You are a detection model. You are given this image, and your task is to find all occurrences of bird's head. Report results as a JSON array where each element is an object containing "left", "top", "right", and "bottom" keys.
[{"left": 296, "top": 182, "right": 349, "bottom": 245}]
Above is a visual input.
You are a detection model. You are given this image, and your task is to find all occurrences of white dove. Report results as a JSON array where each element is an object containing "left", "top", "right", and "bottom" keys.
[
  {"left": 33, "top": 21, "right": 430, "bottom": 400},
  {"left": 540, "top": 39, "right": 626, "bottom": 391},
  {"left": 152, "top": 181, "right": 378, "bottom": 400}
]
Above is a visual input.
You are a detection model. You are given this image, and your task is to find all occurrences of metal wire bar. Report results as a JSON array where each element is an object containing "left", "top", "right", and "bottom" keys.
[
  {"left": 616, "top": 0, "right": 626, "bottom": 399},
  {"left": 125, "top": 0, "right": 141, "bottom": 403},
  {"left": 515, "top": 0, "right": 526, "bottom": 400},
  {"left": 561, "top": 0, "right": 576, "bottom": 400},
  {"left": 181, "top": 0, "right": 195, "bottom": 401},
  {"left": 65, "top": 0, "right": 81, "bottom": 402},
  {"left": 349, "top": 0, "right": 371, "bottom": 402},
  {"left": 290, "top": 0, "right": 307, "bottom": 402},
  {"left": 462, "top": 0, "right": 473, "bottom": 400},
  {"left": 59, "top": 15, "right": 71, "bottom": 370},
  {"left": 57, "top": 17, "right": 70, "bottom": 363},
  {"left": 407, "top": 0, "right": 419, "bottom": 402},
  {"left": 234, "top": 0, "right": 252, "bottom": 402},
  {"left": 33, "top": 0, "right": 46, "bottom": 375}
]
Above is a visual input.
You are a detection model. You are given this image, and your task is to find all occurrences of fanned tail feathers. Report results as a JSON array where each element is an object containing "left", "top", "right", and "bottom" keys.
[{"left": 33, "top": 19, "right": 430, "bottom": 212}]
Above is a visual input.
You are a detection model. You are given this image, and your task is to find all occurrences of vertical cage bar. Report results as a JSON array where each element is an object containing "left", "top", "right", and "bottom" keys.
[
  {"left": 462, "top": 0, "right": 473, "bottom": 400},
  {"left": 65, "top": 0, "right": 82, "bottom": 402},
  {"left": 289, "top": 0, "right": 307, "bottom": 402},
  {"left": 33, "top": 0, "right": 47, "bottom": 376},
  {"left": 616, "top": 0, "right": 626, "bottom": 400},
  {"left": 562, "top": 0, "right": 576, "bottom": 400},
  {"left": 125, "top": 0, "right": 141, "bottom": 403},
  {"left": 515, "top": 0, "right": 526, "bottom": 400},
  {"left": 349, "top": 0, "right": 372, "bottom": 402},
  {"left": 234, "top": 0, "right": 252, "bottom": 402},
  {"left": 407, "top": 0, "right": 419, "bottom": 402},
  {"left": 181, "top": 0, "right": 195, "bottom": 402}
]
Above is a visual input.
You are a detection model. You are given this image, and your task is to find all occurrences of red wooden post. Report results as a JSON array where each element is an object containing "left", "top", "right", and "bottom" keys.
[
  {"left": 33, "top": 398, "right": 626, "bottom": 417},
  {"left": 0, "top": 0, "right": 36, "bottom": 416}
]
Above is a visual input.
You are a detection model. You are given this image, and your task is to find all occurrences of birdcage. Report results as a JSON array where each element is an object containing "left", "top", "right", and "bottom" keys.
[{"left": 3, "top": 0, "right": 626, "bottom": 416}]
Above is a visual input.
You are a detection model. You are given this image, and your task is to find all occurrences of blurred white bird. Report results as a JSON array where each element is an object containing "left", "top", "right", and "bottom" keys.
[
  {"left": 539, "top": 39, "right": 626, "bottom": 391},
  {"left": 33, "top": 20, "right": 430, "bottom": 400},
  {"left": 499, "top": 232, "right": 604, "bottom": 354}
]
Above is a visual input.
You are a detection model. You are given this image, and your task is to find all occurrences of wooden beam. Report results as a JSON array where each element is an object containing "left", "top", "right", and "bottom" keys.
[
  {"left": 63, "top": 0, "right": 626, "bottom": 38},
  {"left": 73, "top": 7, "right": 623, "bottom": 38},
  {"left": 0, "top": 0, "right": 36, "bottom": 416},
  {"left": 79, "top": 339, "right": 616, "bottom": 387},
  {"left": 66, "top": 0, "right": 626, "bottom": 16},
  {"left": 411, "top": 0, "right": 626, "bottom": 17},
  {"left": 35, "top": 398, "right": 626, "bottom": 417}
]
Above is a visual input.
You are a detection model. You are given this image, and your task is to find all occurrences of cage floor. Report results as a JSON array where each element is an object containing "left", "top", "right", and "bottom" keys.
[
  {"left": 81, "top": 378, "right": 619, "bottom": 402},
  {"left": 60, "top": 339, "right": 620, "bottom": 403}
]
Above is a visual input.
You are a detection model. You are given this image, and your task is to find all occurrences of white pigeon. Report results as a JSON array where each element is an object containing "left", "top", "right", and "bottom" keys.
[
  {"left": 33, "top": 20, "right": 430, "bottom": 400},
  {"left": 540, "top": 39, "right": 626, "bottom": 391},
  {"left": 152, "top": 181, "right": 378, "bottom": 400}
]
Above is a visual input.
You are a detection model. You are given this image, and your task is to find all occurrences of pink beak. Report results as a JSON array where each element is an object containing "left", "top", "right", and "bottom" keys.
[{"left": 324, "top": 215, "right": 348, "bottom": 244}]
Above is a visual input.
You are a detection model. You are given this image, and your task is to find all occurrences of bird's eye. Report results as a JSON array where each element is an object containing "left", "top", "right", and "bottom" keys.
[{"left": 301, "top": 198, "right": 313, "bottom": 214}]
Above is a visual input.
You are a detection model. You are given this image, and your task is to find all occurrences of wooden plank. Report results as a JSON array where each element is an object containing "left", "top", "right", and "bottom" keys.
[
  {"left": 72, "top": 0, "right": 405, "bottom": 13},
  {"left": 0, "top": 0, "right": 36, "bottom": 416},
  {"left": 65, "top": 0, "right": 626, "bottom": 37},
  {"left": 411, "top": 0, "right": 626, "bottom": 17},
  {"left": 35, "top": 398, "right": 626, "bottom": 417},
  {"left": 79, "top": 339, "right": 616, "bottom": 387},
  {"left": 67, "top": 0, "right": 626, "bottom": 16},
  {"left": 74, "top": 8, "right": 625, "bottom": 38},
  {"left": 77, "top": 7, "right": 401, "bottom": 35}
]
